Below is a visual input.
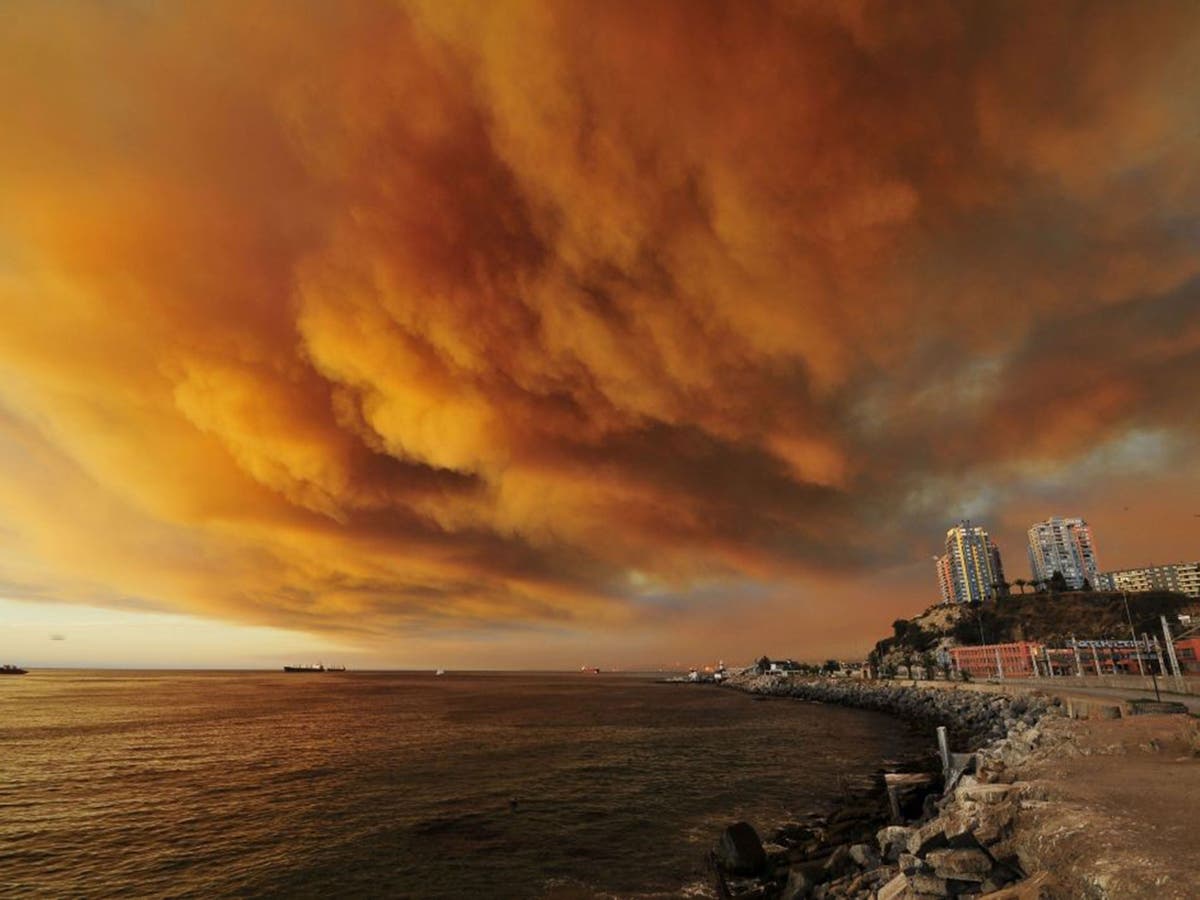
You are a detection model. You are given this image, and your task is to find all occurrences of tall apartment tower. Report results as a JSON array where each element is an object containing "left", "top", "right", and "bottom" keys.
[
  {"left": 936, "top": 520, "right": 1005, "bottom": 604},
  {"left": 1026, "top": 516, "right": 1099, "bottom": 589}
]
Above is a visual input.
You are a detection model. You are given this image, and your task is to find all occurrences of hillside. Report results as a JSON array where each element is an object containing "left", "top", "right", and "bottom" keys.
[{"left": 873, "top": 590, "right": 1191, "bottom": 667}]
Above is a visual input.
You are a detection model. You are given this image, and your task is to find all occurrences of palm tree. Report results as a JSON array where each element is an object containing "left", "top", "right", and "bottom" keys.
[{"left": 1014, "top": 578, "right": 1027, "bottom": 595}]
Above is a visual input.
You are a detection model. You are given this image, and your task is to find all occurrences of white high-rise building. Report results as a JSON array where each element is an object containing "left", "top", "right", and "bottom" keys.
[
  {"left": 937, "top": 521, "right": 1005, "bottom": 605},
  {"left": 1026, "top": 516, "right": 1099, "bottom": 589}
]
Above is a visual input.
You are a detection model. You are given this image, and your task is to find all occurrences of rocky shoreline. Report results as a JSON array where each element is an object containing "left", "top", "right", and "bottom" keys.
[{"left": 707, "top": 674, "right": 1062, "bottom": 899}]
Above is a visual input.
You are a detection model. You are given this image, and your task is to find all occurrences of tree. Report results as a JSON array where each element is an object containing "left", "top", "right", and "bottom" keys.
[
  {"left": 1013, "top": 579, "right": 1027, "bottom": 595},
  {"left": 1080, "top": 578, "right": 1093, "bottom": 592},
  {"left": 755, "top": 655, "right": 771, "bottom": 674},
  {"left": 892, "top": 619, "right": 910, "bottom": 641},
  {"left": 920, "top": 651, "right": 937, "bottom": 680},
  {"left": 822, "top": 659, "right": 840, "bottom": 674},
  {"left": 1050, "top": 570, "right": 1069, "bottom": 593}
]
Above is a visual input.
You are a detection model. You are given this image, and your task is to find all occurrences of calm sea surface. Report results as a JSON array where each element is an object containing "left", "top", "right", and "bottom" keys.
[{"left": 0, "top": 671, "right": 930, "bottom": 898}]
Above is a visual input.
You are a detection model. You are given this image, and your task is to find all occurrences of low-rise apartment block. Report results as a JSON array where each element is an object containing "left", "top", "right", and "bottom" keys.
[{"left": 1094, "top": 561, "right": 1200, "bottom": 598}]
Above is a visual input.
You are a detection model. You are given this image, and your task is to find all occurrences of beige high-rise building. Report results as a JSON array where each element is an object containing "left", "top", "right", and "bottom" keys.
[{"left": 936, "top": 521, "right": 1005, "bottom": 605}]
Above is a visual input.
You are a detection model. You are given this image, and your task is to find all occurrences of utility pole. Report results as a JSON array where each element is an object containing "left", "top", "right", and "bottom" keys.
[{"left": 1121, "top": 591, "right": 1145, "bottom": 676}]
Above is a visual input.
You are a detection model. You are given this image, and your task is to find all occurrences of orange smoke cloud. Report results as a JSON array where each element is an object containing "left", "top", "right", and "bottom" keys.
[{"left": 1, "top": 1, "right": 1198, "bottom": 658}]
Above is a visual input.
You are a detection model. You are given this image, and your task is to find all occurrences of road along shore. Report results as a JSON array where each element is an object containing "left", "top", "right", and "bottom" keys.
[{"left": 707, "top": 673, "right": 1199, "bottom": 899}]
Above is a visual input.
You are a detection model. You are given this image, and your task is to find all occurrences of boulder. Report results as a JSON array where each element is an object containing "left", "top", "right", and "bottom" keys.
[
  {"left": 906, "top": 819, "right": 949, "bottom": 856},
  {"left": 877, "top": 825, "right": 913, "bottom": 862},
  {"left": 849, "top": 842, "right": 880, "bottom": 869},
  {"left": 780, "top": 866, "right": 815, "bottom": 900},
  {"left": 877, "top": 873, "right": 912, "bottom": 900},
  {"left": 973, "top": 804, "right": 1016, "bottom": 846},
  {"left": 910, "top": 873, "right": 949, "bottom": 896},
  {"left": 925, "top": 847, "right": 994, "bottom": 882},
  {"left": 956, "top": 784, "right": 1014, "bottom": 805},
  {"left": 823, "top": 844, "right": 853, "bottom": 879},
  {"left": 715, "top": 821, "right": 767, "bottom": 875}
]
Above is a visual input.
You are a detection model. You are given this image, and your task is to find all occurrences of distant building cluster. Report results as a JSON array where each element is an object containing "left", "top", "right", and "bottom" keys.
[{"left": 933, "top": 515, "right": 1199, "bottom": 603}]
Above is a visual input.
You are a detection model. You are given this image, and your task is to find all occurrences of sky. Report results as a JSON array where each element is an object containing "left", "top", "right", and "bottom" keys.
[{"left": 1, "top": 0, "right": 1198, "bottom": 669}]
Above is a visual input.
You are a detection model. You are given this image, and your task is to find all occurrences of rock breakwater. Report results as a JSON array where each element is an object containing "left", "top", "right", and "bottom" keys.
[
  {"left": 732, "top": 675, "right": 1058, "bottom": 750},
  {"left": 708, "top": 676, "right": 1066, "bottom": 899}
]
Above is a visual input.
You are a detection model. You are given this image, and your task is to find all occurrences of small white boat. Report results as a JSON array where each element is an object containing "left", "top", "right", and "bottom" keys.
[{"left": 435, "top": 668, "right": 446, "bottom": 676}]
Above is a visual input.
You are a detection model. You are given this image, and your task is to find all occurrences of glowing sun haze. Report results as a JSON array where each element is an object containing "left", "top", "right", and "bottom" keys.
[{"left": 1, "top": 1, "right": 1198, "bottom": 668}]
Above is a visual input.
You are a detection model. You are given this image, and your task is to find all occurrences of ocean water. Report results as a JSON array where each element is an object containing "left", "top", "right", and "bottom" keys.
[{"left": 0, "top": 671, "right": 930, "bottom": 898}]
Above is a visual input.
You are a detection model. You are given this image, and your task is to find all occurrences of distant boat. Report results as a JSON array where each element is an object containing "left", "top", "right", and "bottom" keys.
[
  {"left": 283, "top": 663, "right": 345, "bottom": 673},
  {"left": 0, "top": 664, "right": 27, "bottom": 676},
  {"left": 435, "top": 669, "right": 446, "bottom": 676}
]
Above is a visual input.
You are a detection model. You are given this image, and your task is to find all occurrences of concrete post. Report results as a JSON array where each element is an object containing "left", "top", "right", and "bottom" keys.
[
  {"left": 994, "top": 647, "right": 1004, "bottom": 680},
  {"left": 1162, "top": 615, "right": 1184, "bottom": 687},
  {"left": 1043, "top": 646, "right": 1055, "bottom": 678},
  {"left": 936, "top": 726, "right": 950, "bottom": 781},
  {"left": 1071, "top": 636, "right": 1083, "bottom": 676},
  {"left": 1090, "top": 645, "right": 1101, "bottom": 677},
  {"left": 1029, "top": 644, "right": 1040, "bottom": 678}
]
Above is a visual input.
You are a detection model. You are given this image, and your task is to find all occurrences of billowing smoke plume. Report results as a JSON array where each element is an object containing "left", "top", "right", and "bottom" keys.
[{"left": 1, "top": 1, "right": 1198, "bottom": 655}]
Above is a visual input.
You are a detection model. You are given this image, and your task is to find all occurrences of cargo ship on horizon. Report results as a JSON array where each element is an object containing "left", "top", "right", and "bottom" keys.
[{"left": 282, "top": 663, "right": 345, "bottom": 673}]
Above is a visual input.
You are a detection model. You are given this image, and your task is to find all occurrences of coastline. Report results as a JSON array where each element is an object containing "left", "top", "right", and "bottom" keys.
[{"left": 707, "top": 672, "right": 1199, "bottom": 899}]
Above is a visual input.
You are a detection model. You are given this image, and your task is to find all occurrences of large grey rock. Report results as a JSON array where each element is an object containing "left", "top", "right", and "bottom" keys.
[
  {"left": 910, "top": 873, "right": 949, "bottom": 896},
  {"left": 906, "top": 819, "right": 949, "bottom": 856},
  {"left": 877, "top": 825, "right": 913, "bottom": 862},
  {"left": 823, "top": 843, "right": 853, "bottom": 879},
  {"left": 877, "top": 873, "right": 912, "bottom": 900},
  {"left": 956, "top": 783, "right": 1014, "bottom": 805},
  {"left": 780, "top": 866, "right": 815, "bottom": 900},
  {"left": 924, "top": 847, "right": 994, "bottom": 882},
  {"left": 849, "top": 842, "right": 880, "bottom": 869},
  {"left": 714, "top": 821, "right": 766, "bottom": 875}
]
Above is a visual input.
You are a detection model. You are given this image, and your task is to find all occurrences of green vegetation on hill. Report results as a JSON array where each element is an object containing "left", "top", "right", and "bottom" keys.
[
  {"left": 949, "top": 590, "right": 1189, "bottom": 646},
  {"left": 875, "top": 590, "right": 1190, "bottom": 657}
]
